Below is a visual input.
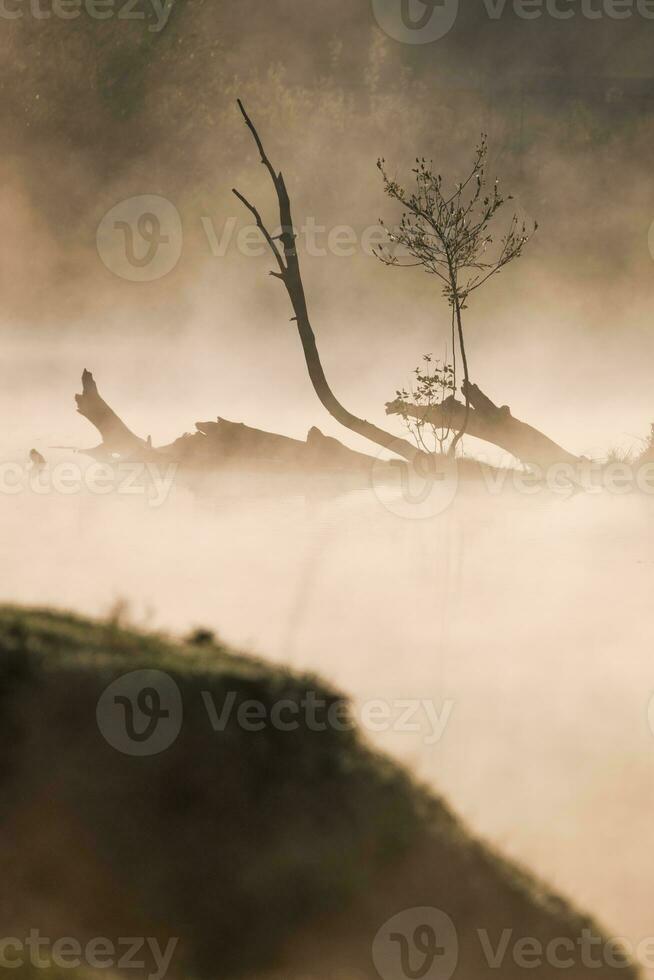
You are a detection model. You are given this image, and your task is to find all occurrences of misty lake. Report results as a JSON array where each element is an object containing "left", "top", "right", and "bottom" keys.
[{"left": 1, "top": 467, "right": 653, "bottom": 969}]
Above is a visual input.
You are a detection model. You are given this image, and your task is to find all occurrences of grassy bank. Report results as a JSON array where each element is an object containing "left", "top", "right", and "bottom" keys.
[{"left": 0, "top": 606, "right": 638, "bottom": 980}]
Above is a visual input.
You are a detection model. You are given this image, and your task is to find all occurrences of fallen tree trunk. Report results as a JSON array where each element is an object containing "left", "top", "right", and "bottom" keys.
[
  {"left": 75, "top": 371, "right": 379, "bottom": 474},
  {"left": 75, "top": 370, "right": 577, "bottom": 479},
  {"left": 164, "top": 419, "right": 377, "bottom": 473},
  {"left": 75, "top": 369, "right": 152, "bottom": 459},
  {"left": 387, "top": 381, "right": 580, "bottom": 470},
  {"left": 76, "top": 368, "right": 581, "bottom": 486}
]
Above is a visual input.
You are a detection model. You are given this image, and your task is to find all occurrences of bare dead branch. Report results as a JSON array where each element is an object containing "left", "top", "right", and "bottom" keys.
[
  {"left": 237, "top": 98, "right": 281, "bottom": 191},
  {"left": 231, "top": 188, "right": 286, "bottom": 276},
  {"left": 233, "top": 101, "right": 423, "bottom": 464}
]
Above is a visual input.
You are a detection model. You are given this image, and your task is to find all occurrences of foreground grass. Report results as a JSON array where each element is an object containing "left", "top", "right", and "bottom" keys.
[{"left": 0, "top": 606, "right": 638, "bottom": 980}]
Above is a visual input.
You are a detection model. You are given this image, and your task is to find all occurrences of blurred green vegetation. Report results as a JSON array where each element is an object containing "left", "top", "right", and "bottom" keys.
[{"left": 0, "top": 605, "right": 637, "bottom": 979}]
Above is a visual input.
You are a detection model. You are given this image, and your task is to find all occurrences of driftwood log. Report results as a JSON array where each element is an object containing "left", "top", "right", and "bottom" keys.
[
  {"left": 387, "top": 381, "right": 579, "bottom": 470},
  {"left": 75, "top": 369, "right": 583, "bottom": 477},
  {"left": 75, "top": 370, "right": 379, "bottom": 474},
  {"left": 164, "top": 422, "right": 378, "bottom": 473},
  {"left": 75, "top": 369, "right": 152, "bottom": 460}
]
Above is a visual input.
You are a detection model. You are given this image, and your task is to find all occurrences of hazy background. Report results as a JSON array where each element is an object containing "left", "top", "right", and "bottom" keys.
[
  {"left": 2, "top": 0, "right": 654, "bottom": 973},
  {"left": 2, "top": 0, "right": 654, "bottom": 459}
]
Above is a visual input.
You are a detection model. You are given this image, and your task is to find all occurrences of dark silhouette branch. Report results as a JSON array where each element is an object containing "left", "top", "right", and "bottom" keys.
[
  {"left": 232, "top": 100, "right": 422, "bottom": 464},
  {"left": 75, "top": 369, "right": 150, "bottom": 458},
  {"left": 387, "top": 382, "right": 579, "bottom": 470},
  {"left": 232, "top": 188, "right": 286, "bottom": 276}
]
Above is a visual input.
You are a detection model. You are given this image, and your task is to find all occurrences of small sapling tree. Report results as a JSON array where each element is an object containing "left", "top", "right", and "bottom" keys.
[{"left": 376, "top": 137, "right": 537, "bottom": 455}]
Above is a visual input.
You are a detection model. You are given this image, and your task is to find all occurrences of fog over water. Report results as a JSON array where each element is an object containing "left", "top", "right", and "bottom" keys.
[
  {"left": 2, "top": 467, "right": 654, "bottom": 969},
  {"left": 3, "top": 0, "right": 654, "bottom": 972}
]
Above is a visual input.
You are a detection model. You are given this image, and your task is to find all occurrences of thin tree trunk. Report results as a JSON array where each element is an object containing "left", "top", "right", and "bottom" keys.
[
  {"left": 449, "top": 298, "right": 470, "bottom": 457},
  {"left": 232, "top": 101, "right": 423, "bottom": 465}
]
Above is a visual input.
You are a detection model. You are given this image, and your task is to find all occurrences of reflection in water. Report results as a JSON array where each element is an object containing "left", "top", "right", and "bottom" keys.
[{"left": 1, "top": 469, "right": 653, "bottom": 964}]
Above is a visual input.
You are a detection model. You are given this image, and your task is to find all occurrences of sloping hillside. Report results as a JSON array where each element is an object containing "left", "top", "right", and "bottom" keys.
[{"left": 0, "top": 607, "right": 638, "bottom": 980}]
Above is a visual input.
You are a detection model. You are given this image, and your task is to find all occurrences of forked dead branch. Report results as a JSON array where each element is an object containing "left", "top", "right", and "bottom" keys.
[{"left": 232, "top": 100, "right": 423, "bottom": 465}]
